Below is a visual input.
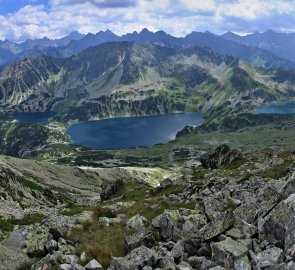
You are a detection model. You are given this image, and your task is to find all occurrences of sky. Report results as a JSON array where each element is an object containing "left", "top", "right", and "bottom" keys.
[{"left": 0, "top": 0, "right": 295, "bottom": 42}]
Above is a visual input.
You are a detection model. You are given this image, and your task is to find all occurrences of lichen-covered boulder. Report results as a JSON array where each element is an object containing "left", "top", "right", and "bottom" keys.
[
  {"left": 126, "top": 214, "right": 147, "bottom": 232},
  {"left": 259, "top": 193, "right": 295, "bottom": 246},
  {"left": 285, "top": 215, "right": 295, "bottom": 251},
  {"left": 26, "top": 227, "right": 51, "bottom": 258},
  {"left": 199, "top": 210, "right": 234, "bottom": 241},
  {"left": 255, "top": 247, "right": 284, "bottom": 268},
  {"left": 211, "top": 237, "right": 249, "bottom": 268},
  {"left": 152, "top": 209, "right": 205, "bottom": 241},
  {"left": 108, "top": 246, "right": 156, "bottom": 270},
  {"left": 125, "top": 230, "right": 155, "bottom": 252}
]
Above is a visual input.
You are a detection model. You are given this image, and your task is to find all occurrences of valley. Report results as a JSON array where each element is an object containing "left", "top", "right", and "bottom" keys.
[{"left": 0, "top": 25, "right": 294, "bottom": 270}]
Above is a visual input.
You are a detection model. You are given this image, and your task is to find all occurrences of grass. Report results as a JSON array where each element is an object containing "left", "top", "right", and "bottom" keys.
[
  {"left": 68, "top": 222, "right": 127, "bottom": 269},
  {"left": 259, "top": 158, "right": 293, "bottom": 179},
  {"left": 64, "top": 181, "right": 195, "bottom": 269},
  {"left": 19, "top": 177, "right": 44, "bottom": 192},
  {"left": 0, "top": 213, "right": 46, "bottom": 232}
]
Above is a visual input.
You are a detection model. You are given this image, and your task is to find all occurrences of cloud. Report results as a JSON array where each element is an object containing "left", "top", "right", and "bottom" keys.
[
  {"left": 50, "top": 0, "right": 137, "bottom": 8},
  {"left": 0, "top": 0, "right": 295, "bottom": 42}
]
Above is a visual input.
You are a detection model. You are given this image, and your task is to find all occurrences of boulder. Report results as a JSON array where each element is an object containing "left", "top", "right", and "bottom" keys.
[
  {"left": 199, "top": 210, "right": 234, "bottom": 241},
  {"left": 84, "top": 259, "right": 103, "bottom": 270},
  {"left": 125, "top": 230, "right": 155, "bottom": 252},
  {"left": 59, "top": 264, "right": 72, "bottom": 270},
  {"left": 153, "top": 209, "right": 205, "bottom": 241},
  {"left": 285, "top": 214, "right": 295, "bottom": 250},
  {"left": 234, "top": 260, "right": 251, "bottom": 270},
  {"left": 176, "top": 261, "right": 193, "bottom": 270},
  {"left": 45, "top": 239, "right": 58, "bottom": 254},
  {"left": 126, "top": 214, "right": 147, "bottom": 232},
  {"left": 256, "top": 247, "right": 284, "bottom": 268},
  {"left": 211, "top": 237, "right": 249, "bottom": 268},
  {"left": 200, "top": 144, "right": 244, "bottom": 169},
  {"left": 259, "top": 194, "right": 295, "bottom": 246},
  {"left": 26, "top": 227, "right": 50, "bottom": 258},
  {"left": 109, "top": 246, "right": 156, "bottom": 270}
]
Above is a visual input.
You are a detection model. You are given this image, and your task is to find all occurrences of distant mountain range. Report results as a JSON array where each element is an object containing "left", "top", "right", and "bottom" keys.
[{"left": 1, "top": 29, "right": 295, "bottom": 69}]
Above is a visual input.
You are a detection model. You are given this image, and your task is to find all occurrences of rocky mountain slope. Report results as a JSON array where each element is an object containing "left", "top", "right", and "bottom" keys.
[
  {"left": 1, "top": 144, "right": 294, "bottom": 269},
  {"left": 0, "top": 42, "right": 294, "bottom": 122}
]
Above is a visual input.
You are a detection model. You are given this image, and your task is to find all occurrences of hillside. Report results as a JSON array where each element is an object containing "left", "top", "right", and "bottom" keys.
[{"left": 0, "top": 144, "right": 294, "bottom": 269}]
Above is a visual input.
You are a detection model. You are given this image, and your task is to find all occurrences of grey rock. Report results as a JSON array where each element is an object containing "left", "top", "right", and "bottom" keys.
[
  {"left": 256, "top": 247, "right": 284, "bottom": 268},
  {"left": 286, "top": 215, "right": 295, "bottom": 250},
  {"left": 200, "top": 144, "right": 244, "bottom": 169},
  {"left": 176, "top": 261, "right": 193, "bottom": 270},
  {"left": 259, "top": 194, "right": 295, "bottom": 246},
  {"left": 59, "top": 264, "right": 73, "bottom": 270},
  {"left": 45, "top": 239, "right": 58, "bottom": 254},
  {"left": 125, "top": 230, "right": 154, "bottom": 252},
  {"left": 211, "top": 237, "right": 249, "bottom": 268},
  {"left": 84, "top": 259, "right": 103, "bottom": 270},
  {"left": 126, "top": 214, "right": 147, "bottom": 232},
  {"left": 109, "top": 246, "right": 155, "bottom": 270},
  {"left": 199, "top": 210, "right": 234, "bottom": 241},
  {"left": 234, "top": 260, "right": 251, "bottom": 270}
]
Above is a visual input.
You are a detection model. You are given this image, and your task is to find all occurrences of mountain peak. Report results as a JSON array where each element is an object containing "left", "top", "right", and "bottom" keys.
[{"left": 140, "top": 28, "right": 153, "bottom": 34}]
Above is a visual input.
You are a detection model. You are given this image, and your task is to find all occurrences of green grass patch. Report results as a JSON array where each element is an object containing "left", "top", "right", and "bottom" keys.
[
  {"left": 19, "top": 177, "right": 44, "bottom": 192},
  {"left": 259, "top": 159, "right": 293, "bottom": 179}
]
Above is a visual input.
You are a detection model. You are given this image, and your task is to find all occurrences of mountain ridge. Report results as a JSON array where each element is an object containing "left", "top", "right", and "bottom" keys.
[{"left": 1, "top": 29, "right": 295, "bottom": 70}]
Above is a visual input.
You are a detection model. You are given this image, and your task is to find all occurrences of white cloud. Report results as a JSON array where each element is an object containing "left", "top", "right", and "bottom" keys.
[{"left": 0, "top": 0, "right": 294, "bottom": 42}]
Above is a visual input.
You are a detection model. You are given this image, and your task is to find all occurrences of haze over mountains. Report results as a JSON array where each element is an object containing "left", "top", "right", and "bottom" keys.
[{"left": 1, "top": 29, "right": 295, "bottom": 69}]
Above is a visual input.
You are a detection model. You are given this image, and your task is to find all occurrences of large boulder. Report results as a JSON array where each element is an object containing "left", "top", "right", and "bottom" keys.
[
  {"left": 125, "top": 230, "right": 155, "bottom": 252},
  {"left": 199, "top": 210, "right": 234, "bottom": 241},
  {"left": 211, "top": 237, "right": 249, "bottom": 268},
  {"left": 152, "top": 209, "right": 206, "bottom": 241},
  {"left": 259, "top": 193, "right": 295, "bottom": 246},
  {"left": 200, "top": 144, "right": 244, "bottom": 169},
  {"left": 285, "top": 214, "right": 295, "bottom": 250},
  {"left": 126, "top": 214, "right": 147, "bottom": 232},
  {"left": 255, "top": 247, "right": 284, "bottom": 269},
  {"left": 26, "top": 227, "right": 51, "bottom": 258},
  {"left": 108, "top": 246, "right": 156, "bottom": 270}
]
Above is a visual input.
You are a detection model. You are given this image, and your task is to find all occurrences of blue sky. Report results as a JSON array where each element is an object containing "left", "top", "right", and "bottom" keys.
[{"left": 0, "top": 0, "right": 295, "bottom": 41}]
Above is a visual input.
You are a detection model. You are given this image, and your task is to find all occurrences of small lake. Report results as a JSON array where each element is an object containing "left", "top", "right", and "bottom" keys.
[
  {"left": 66, "top": 112, "right": 203, "bottom": 149},
  {"left": 254, "top": 102, "right": 295, "bottom": 115},
  {"left": 14, "top": 112, "right": 56, "bottom": 124}
]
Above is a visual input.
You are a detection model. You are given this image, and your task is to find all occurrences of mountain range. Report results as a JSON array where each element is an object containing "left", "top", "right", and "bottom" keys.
[
  {"left": 0, "top": 41, "right": 294, "bottom": 122},
  {"left": 1, "top": 29, "right": 295, "bottom": 69}
]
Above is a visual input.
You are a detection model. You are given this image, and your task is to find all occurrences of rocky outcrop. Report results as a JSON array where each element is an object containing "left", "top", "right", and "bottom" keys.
[{"left": 200, "top": 144, "right": 244, "bottom": 169}]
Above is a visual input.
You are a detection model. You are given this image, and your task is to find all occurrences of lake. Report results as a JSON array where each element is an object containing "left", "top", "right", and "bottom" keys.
[
  {"left": 254, "top": 102, "right": 295, "bottom": 115},
  {"left": 14, "top": 112, "right": 56, "bottom": 124},
  {"left": 66, "top": 112, "right": 203, "bottom": 149}
]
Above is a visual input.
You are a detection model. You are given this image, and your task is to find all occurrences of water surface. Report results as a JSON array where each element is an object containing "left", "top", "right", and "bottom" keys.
[
  {"left": 14, "top": 112, "right": 56, "bottom": 124},
  {"left": 254, "top": 102, "right": 295, "bottom": 115},
  {"left": 66, "top": 112, "right": 203, "bottom": 149}
]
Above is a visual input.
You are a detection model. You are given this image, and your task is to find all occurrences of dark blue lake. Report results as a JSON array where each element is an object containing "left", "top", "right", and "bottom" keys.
[
  {"left": 66, "top": 112, "right": 203, "bottom": 149},
  {"left": 14, "top": 112, "right": 56, "bottom": 124},
  {"left": 254, "top": 102, "right": 295, "bottom": 115}
]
